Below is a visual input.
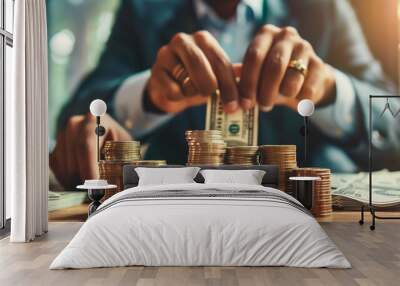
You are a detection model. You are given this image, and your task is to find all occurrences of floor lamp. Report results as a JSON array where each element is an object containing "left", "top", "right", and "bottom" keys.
[{"left": 89, "top": 99, "right": 107, "bottom": 162}]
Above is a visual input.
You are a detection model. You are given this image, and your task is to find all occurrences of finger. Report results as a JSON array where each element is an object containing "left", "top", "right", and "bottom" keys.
[
  {"left": 274, "top": 95, "right": 298, "bottom": 111},
  {"left": 153, "top": 65, "right": 185, "bottom": 101},
  {"left": 150, "top": 67, "right": 207, "bottom": 112},
  {"left": 232, "top": 63, "right": 242, "bottom": 78},
  {"left": 298, "top": 58, "right": 325, "bottom": 101},
  {"left": 169, "top": 33, "right": 218, "bottom": 95},
  {"left": 184, "top": 95, "right": 209, "bottom": 108},
  {"left": 193, "top": 31, "right": 239, "bottom": 113},
  {"left": 181, "top": 78, "right": 199, "bottom": 97},
  {"left": 75, "top": 114, "right": 100, "bottom": 180},
  {"left": 148, "top": 73, "right": 208, "bottom": 113},
  {"left": 240, "top": 25, "right": 278, "bottom": 110},
  {"left": 280, "top": 41, "right": 311, "bottom": 98},
  {"left": 258, "top": 28, "right": 298, "bottom": 111},
  {"left": 155, "top": 45, "right": 194, "bottom": 98}
]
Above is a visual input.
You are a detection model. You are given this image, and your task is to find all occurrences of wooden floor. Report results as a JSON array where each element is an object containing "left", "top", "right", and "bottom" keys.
[{"left": 1, "top": 214, "right": 400, "bottom": 286}]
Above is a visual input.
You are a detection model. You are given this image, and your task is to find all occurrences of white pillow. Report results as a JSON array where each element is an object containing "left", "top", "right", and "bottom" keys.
[
  {"left": 135, "top": 167, "right": 200, "bottom": 186},
  {"left": 200, "top": 169, "right": 266, "bottom": 185}
]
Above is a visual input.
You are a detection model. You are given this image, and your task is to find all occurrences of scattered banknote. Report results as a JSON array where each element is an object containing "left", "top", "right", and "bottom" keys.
[{"left": 332, "top": 170, "right": 400, "bottom": 207}]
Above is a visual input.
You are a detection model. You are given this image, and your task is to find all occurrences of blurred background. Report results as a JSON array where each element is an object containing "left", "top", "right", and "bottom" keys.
[
  {"left": 46, "top": 0, "right": 400, "bottom": 141},
  {"left": 45, "top": 0, "right": 400, "bottom": 220}
]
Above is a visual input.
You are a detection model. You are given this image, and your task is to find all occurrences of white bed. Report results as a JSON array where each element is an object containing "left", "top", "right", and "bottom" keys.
[{"left": 50, "top": 183, "right": 350, "bottom": 269}]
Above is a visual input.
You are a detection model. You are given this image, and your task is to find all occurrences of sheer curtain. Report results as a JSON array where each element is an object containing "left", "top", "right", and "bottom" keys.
[{"left": 8, "top": 0, "right": 48, "bottom": 242}]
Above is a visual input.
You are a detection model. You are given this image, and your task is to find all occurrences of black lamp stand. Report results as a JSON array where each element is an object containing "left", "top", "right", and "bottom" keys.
[
  {"left": 299, "top": 117, "right": 310, "bottom": 166},
  {"left": 95, "top": 116, "right": 106, "bottom": 162},
  {"left": 304, "top": 116, "right": 309, "bottom": 165}
]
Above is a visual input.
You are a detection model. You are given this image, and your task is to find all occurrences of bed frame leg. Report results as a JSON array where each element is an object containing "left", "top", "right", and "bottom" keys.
[
  {"left": 359, "top": 205, "right": 364, "bottom": 225},
  {"left": 370, "top": 207, "right": 376, "bottom": 231}
]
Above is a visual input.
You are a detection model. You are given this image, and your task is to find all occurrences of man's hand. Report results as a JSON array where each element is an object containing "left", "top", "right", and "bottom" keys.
[
  {"left": 50, "top": 113, "right": 132, "bottom": 187},
  {"left": 239, "top": 25, "right": 336, "bottom": 111},
  {"left": 146, "top": 31, "right": 241, "bottom": 114}
]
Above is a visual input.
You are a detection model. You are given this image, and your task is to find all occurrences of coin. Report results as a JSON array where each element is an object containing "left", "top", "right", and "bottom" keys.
[
  {"left": 259, "top": 145, "right": 298, "bottom": 193},
  {"left": 99, "top": 140, "right": 166, "bottom": 201},
  {"left": 186, "top": 130, "right": 226, "bottom": 165},
  {"left": 102, "top": 140, "right": 141, "bottom": 161},
  {"left": 291, "top": 168, "right": 332, "bottom": 217},
  {"left": 225, "top": 146, "right": 259, "bottom": 165}
]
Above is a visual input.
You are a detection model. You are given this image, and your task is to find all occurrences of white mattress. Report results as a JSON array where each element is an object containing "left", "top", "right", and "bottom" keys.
[{"left": 50, "top": 183, "right": 350, "bottom": 269}]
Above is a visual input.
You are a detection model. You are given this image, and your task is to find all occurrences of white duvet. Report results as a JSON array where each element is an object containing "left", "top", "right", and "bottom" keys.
[{"left": 50, "top": 183, "right": 350, "bottom": 269}]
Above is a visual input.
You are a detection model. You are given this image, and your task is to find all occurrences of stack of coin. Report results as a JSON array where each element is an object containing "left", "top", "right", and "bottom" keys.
[
  {"left": 185, "top": 130, "right": 226, "bottom": 166},
  {"left": 132, "top": 160, "right": 167, "bottom": 167},
  {"left": 225, "top": 146, "right": 259, "bottom": 165},
  {"left": 291, "top": 168, "right": 332, "bottom": 217},
  {"left": 259, "top": 145, "right": 298, "bottom": 194},
  {"left": 102, "top": 141, "right": 141, "bottom": 161},
  {"left": 99, "top": 159, "right": 166, "bottom": 200}
]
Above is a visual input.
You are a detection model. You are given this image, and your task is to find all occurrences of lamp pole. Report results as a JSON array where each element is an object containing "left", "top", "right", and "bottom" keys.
[
  {"left": 90, "top": 99, "right": 107, "bottom": 163},
  {"left": 304, "top": 116, "right": 308, "bottom": 164},
  {"left": 96, "top": 116, "right": 100, "bottom": 162}
]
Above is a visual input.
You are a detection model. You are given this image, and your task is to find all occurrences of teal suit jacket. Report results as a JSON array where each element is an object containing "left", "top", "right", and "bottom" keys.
[{"left": 58, "top": 0, "right": 397, "bottom": 171}]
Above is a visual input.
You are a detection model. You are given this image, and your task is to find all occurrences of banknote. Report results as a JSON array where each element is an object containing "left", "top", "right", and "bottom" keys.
[
  {"left": 331, "top": 170, "right": 400, "bottom": 207},
  {"left": 205, "top": 92, "right": 259, "bottom": 146}
]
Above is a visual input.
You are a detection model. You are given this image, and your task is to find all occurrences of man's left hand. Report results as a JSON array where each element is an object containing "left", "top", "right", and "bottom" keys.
[{"left": 239, "top": 24, "right": 336, "bottom": 112}]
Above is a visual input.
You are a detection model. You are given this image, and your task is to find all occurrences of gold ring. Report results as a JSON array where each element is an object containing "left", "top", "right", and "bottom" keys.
[
  {"left": 288, "top": 59, "right": 308, "bottom": 76},
  {"left": 182, "top": 76, "right": 191, "bottom": 87},
  {"left": 171, "top": 64, "right": 187, "bottom": 82},
  {"left": 212, "top": 89, "right": 221, "bottom": 97},
  {"left": 182, "top": 78, "right": 197, "bottom": 96},
  {"left": 171, "top": 64, "right": 197, "bottom": 95}
]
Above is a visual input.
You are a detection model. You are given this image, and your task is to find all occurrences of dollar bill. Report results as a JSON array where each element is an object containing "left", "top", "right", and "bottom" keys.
[
  {"left": 331, "top": 170, "right": 400, "bottom": 207},
  {"left": 205, "top": 92, "right": 259, "bottom": 146}
]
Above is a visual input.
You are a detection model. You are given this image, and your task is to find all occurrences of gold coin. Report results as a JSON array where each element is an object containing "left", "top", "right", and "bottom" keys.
[
  {"left": 186, "top": 130, "right": 232, "bottom": 165},
  {"left": 102, "top": 140, "right": 142, "bottom": 161}
]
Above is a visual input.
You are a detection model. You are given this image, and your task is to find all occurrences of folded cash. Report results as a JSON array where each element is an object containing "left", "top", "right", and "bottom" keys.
[{"left": 205, "top": 92, "right": 258, "bottom": 146}]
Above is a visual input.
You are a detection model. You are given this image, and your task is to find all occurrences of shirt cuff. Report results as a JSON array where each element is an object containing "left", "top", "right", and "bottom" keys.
[
  {"left": 311, "top": 69, "right": 358, "bottom": 140},
  {"left": 114, "top": 70, "right": 173, "bottom": 138}
]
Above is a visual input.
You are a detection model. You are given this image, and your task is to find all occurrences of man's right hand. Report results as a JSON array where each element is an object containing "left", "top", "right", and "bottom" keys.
[
  {"left": 146, "top": 31, "right": 240, "bottom": 114},
  {"left": 50, "top": 113, "right": 132, "bottom": 188}
]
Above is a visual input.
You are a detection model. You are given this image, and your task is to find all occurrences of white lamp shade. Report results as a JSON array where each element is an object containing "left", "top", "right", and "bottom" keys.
[
  {"left": 90, "top": 99, "right": 107, "bottom": 116},
  {"left": 297, "top": 99, "right": 315, "bottom": 117}
]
